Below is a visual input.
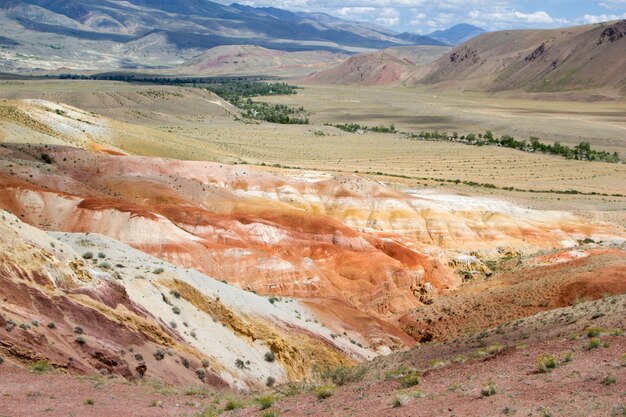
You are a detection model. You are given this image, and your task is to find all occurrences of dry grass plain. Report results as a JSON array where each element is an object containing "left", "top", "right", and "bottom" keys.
[{"left": 1, "top": 80, "right": 625, "bottom": 226}]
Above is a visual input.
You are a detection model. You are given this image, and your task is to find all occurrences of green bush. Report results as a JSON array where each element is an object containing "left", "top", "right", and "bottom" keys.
[
  {"left": 257, "top": 394, "right": 279, "bottom": 410},
  {"left": 321, "top": 366, "right": 366, "bottom": 386},
  {"left": 399, "top": 371, "right": 421, "bottom": 388},
  {"left": 587, "top": 327, "right": 603, "bottom": 338},
  {"left": 224, "top": 399, "right": 242, "bottom": 411},
  {"left": 537, "top": 355, "right": 557, "bottom": 373},
  {"left": 480, "top": 380, "right": 496, "bottom": 397},
  {"left": 30, "top": 360, "right": 53, "bottom": 374},
  {"left": 588, "top": 338, "right": 601, "bottom": 350},
  {"left": 315, "top": 385, "right": 336, "bottom": 399}
]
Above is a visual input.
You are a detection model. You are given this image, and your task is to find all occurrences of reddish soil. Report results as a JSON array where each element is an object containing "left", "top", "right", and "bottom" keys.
[
  {"left": 2, "top": 295, "right": 624, "bottom": 417},
  {"left": 0, "top": 366, "right": 221, "bottom": 417}
]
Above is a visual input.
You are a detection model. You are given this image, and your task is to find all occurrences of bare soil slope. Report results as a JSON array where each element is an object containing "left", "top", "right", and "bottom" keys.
[
  {"left": 413, "top": 20, "right": 626, "bottom": 96},
  {"left": 301, "top": 46, "right": 449, "bottom": 86}
]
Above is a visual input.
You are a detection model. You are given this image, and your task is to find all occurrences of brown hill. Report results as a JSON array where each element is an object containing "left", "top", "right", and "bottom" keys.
[
  {"left": 173, "top": 45, "right": 347, "bottom": 77},
  {"left": 301, "top": 46, "right": 449, "bottom": 86},
  {"left": 412, "top": 20, "right": 626, "bottom": 96}
]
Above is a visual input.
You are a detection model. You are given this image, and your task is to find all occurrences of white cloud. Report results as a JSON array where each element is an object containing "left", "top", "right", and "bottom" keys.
[
  {"left": 597, "top": 0, "right": 626, "bottom": 10},
  {"left": 575, "top": 12, "right": 626, "bottom": 24},
  {"left": 376, "top": 17, "right": 400, "bottom": 26}
]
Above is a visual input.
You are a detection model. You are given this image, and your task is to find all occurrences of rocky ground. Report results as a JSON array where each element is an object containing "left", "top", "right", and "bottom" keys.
[{"left": 1, "top": 295, "right": 624, "bottom": 417}]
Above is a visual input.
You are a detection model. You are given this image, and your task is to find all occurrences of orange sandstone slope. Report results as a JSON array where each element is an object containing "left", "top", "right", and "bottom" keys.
[
  {"left": 0, "top": 143, "right": 623, "bottom": 323},
  {"left": 0, "top": 210, "right": 387, "bottom": 390}
]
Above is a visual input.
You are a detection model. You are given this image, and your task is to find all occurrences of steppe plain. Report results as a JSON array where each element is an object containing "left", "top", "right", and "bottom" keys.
[{"left": 2, "top": 79, "right": 625, "bottom": 225}]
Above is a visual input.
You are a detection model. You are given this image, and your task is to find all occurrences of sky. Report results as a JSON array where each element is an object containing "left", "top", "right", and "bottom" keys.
[{"left": 224, "top": 0, "right": 626, "bottom": 33}]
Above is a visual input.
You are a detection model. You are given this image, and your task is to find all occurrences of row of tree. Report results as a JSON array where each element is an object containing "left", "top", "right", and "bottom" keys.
[{"left": 409, "top": 130, "right": 621, "bottom": 163}]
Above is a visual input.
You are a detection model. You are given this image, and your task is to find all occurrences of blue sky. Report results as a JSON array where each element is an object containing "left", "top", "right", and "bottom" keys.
[{"left": 225, "top": 0, "right": 626, "bottom": 33}]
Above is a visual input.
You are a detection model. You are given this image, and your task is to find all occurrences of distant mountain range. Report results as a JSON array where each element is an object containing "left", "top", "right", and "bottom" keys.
[
  {"left": 0, "top": 0, "right": 485, "bottom": 73},
  {"left": 305, "top": 19, "right": 626, "bottom": 97},
  {"left": 426, "top": 24, "right": 486, "bottom": 46}
]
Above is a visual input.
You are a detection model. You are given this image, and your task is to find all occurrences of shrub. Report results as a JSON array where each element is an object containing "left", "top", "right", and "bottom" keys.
[
  {"left": 99, "top": 262, "right": 111, "bottom": 269},
  {"left": 181, "top": 357, "right": 190, "bottom": 368},
  {"left": 153, "top": 268, "right": 164, "bottom": 275},
  {"left": 391, "top": 395, "right": 409, "bottom": 408},
  {"left": 5, "top": 319, "right": 15, "bottom": 332},
  {"left": 97, "top": 252, "right": 106, "bottom": 259},
  {"left": 47, "top": 322, "right": 56, "bottom": 329},
  {"left": 315, "top": 385, "right": 336, "bottom": 400},
  {"left": 587, "top": 327, "right": 603, "bottom": 338},
  {"left": 172, "top": 306, "right": 181, "bottom": 315},
  {"left": 537, "top": 355, "right": 557, "bottom": 373},
  {"left": 399, "top": 371, "right": 421, "bottom": 388},
  {"left": 588, "top": 338, "right": 601, "bottom": 350},
  {"left": 322, "top": 366, "right": 366, "bottom": 386},
  {"left": 224, "top": 399, "right": 242, "bottom": 411},
  {"left": 41, "top": 153, "right": 53, "bottom": 164},
  {"left": 264, "top": 351, "right": 276, "bottom": 362},
  {"left": 84, "top": 398, "right": 94, "bottom": 405},
  {"left": 257, "top": 394, "right": 279, "bottom": 410},
  {"left": 153, "top": 348, "right": 165, "bottom": 360},
  {"left": 82, "top": 252, "right": 93, "bottom": 259},
  {"left": 563, "top": 352, "right": 573, "bottom": 363},
  {"left": 603, "top": 375, "right": 617, "bottom": 386},
  {"left": 202, "top": 359, "right": 210, "bottom": 368},
  {"left": 235, "top": 359, "right": 246, "bottom": 369},
  {"left": 486, "top": 343, "right": 504, "bottom": 355},
  {"left": 169, "top": 321, "right": 177, "bottom": 329},
  {"left": 266, "top": 376, "right": 276, "bottom": 387},
  {"left": 195, "top": 367, "right": 206, "bottom": 381},
  {"left": 261, "top": 411, "right": 278, "bottom": 417},
  {"left": 30, "top": 360, "right": 53, "bottom": 374},
  {"left": 0, "top": 356, "right": 4, "bottom": 365},
  {"left": 481, "top": 380, "right": 497, "bottom": 397},
  {"left": 75, "top": 335, "right": 86, "bottom": 345},
  {"left": 73, "top": 326, "right": 83, "bottom": 334}
]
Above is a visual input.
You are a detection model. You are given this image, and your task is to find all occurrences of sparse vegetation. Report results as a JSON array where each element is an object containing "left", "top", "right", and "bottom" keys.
[
  {"left": 587, "top": 327, "right": 603, "bottom": 338},
  {"left": 481, "top": 380, "right": 497, "bottom": 397},
  {"left": 82, "top": 252, "right": 93, "bottom": 259},
  {"left": 321, "top": 366, "right": 366, "bottom": 386},
  {"left": 224, "top": 399, "right": 242, "bottom": 411},
  {"left": 314, "top": 384, "right": 336, "bottom": 399},
  {"left": 536, "top": 354, "right": 557, "bottom": 373},
  {"left": 30, "top": 360, "right": 53, "bottom": 374},
  {"left": 588, "top": 338, "right": 602, "bottom": 349},
  {"left": 195, "top": 367, "right": 206, "bottom": 381},
  {"left": 153, "top": 348, "right": 165, "bottom": 360},
  {"left": 603, "top": 375, "right": 617, "bottom": 386},
  {"left": 264, "top": 351, "right": 276, "bottom": 362},
  {"left": 40, "top": 153, "right": 53, "bottom": 164},
  {"left": 257, "top": 393, "right": 279, "bottom": 410},
  {"left": 399, "top": 371, "right": 421, "bottom": 388}
]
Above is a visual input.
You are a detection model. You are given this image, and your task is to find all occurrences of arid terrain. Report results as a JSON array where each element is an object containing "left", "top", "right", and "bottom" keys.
[{"left": 0, "top": 10, "right": 625, "bottom": 417}]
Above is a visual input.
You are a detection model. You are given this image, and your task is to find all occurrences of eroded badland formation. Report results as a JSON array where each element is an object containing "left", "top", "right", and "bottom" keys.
[{"left": 0, "top": 5, "right": 625, "bottom": 416}]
